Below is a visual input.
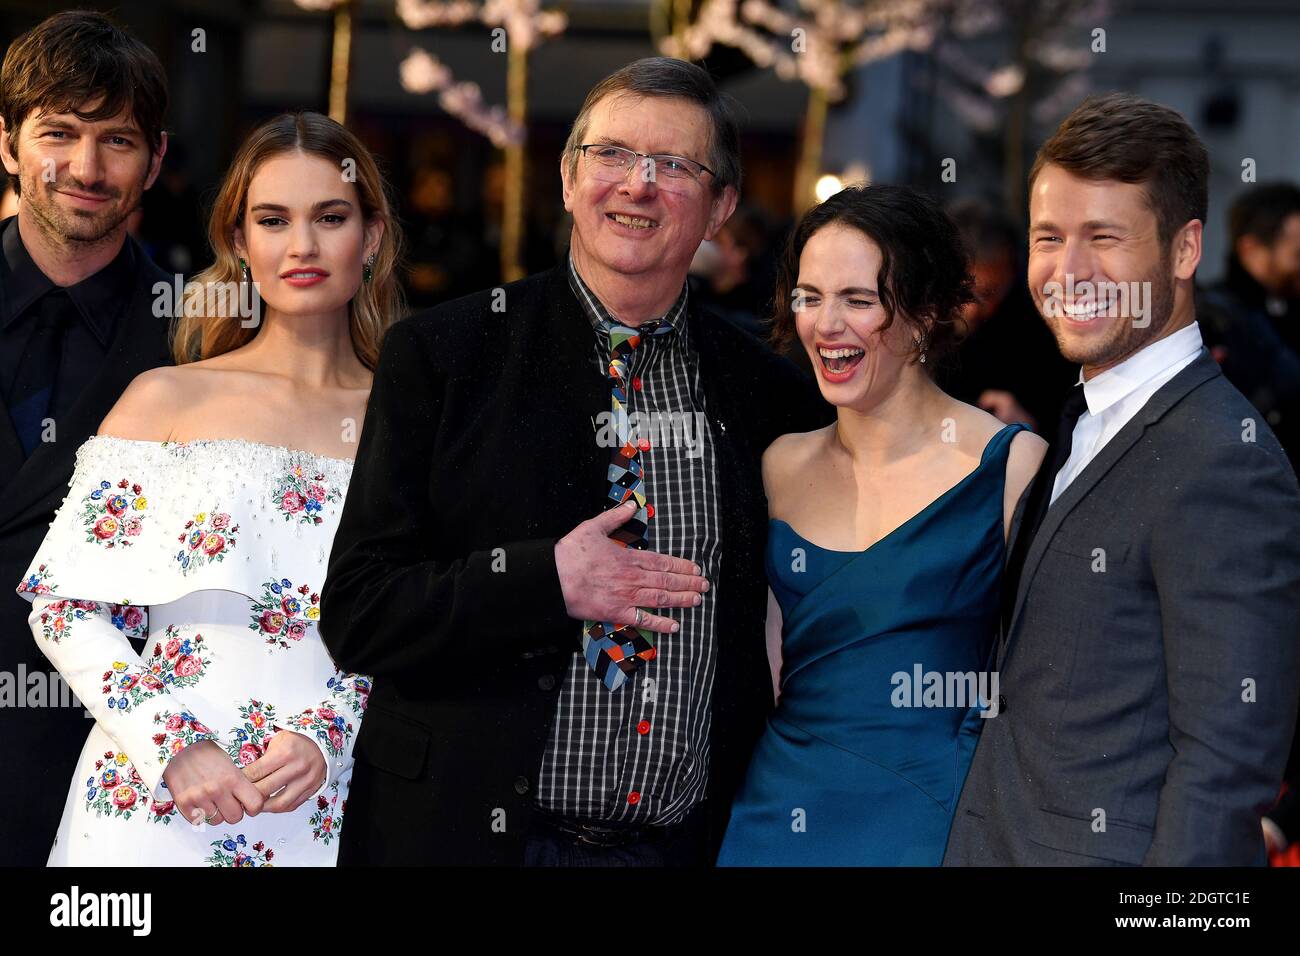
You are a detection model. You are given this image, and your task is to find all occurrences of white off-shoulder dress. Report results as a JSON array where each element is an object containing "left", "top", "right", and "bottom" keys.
[{"left": 16, "top": 436, "right": 369, "bottom": 867}]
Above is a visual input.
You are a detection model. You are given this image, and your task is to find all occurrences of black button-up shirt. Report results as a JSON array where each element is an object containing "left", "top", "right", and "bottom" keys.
[{"left": 0, "top": 216, "right": 136, "bottom": 457}]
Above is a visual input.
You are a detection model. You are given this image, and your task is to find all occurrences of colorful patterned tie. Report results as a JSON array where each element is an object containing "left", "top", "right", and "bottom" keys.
[{"left": 583, "top": 316, "right": 674, "bottom": 691}]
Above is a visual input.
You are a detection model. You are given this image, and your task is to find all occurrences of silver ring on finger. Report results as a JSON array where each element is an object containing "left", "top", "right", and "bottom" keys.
[
  {"left": 634, "top": 607, "right": 644, "bottom": 628},
  {"left": 190, "top": 807, "right": 215, "bottom": 827}
]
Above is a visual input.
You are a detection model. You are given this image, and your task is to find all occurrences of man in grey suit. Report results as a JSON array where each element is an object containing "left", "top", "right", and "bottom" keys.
[{"left": 944, "top": 93, "right": 1300, "bottom": 866}]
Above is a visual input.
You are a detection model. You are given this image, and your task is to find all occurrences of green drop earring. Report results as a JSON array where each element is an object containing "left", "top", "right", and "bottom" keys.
[{"left": 363, "top": 253, "right": 375, "bottom": 284}]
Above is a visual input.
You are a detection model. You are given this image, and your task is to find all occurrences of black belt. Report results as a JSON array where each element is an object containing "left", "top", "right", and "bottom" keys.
[{"left": 534, "top": 804, "right": 705, "bottom": 848}]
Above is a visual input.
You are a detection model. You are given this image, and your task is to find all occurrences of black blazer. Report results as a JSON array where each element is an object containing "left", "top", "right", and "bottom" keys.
[
  {"left": 0, "top": 237, "right": 173, "bottom": 865},
  {"left": 320, "top": 265, "right": 831, "bottom": 864}
]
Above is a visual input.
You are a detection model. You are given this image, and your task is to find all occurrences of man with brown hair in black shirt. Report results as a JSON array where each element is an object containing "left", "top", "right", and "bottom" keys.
[{"left": 0, "top": 11, "right": 173, "bottom": 865}]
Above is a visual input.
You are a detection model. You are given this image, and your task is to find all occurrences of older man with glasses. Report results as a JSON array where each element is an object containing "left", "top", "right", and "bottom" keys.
[{"left": 321, "top": 56, "right": 831, "bottom": 866}]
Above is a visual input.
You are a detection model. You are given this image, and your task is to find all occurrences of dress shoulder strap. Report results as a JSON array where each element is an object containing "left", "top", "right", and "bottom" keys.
[{"left": 980, "top": 421, "right": 1029, "bottom": 469}]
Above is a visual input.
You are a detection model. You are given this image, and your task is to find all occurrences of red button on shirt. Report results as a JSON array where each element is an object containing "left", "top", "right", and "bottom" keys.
[
  {"left": 637, "top": 720, "right": 651, "bottom": 735},
  {"left": 632, "top": 376, "right": 643, "bottom": 392},
  {"left": 646, "top": 504, "right": 655, "bottom": 519},
  {"left": 627, "top": 791, "right": 641, "bottom": 805},
  {"left": 638, "top": 438, "right": 651, "bottom": 452}
]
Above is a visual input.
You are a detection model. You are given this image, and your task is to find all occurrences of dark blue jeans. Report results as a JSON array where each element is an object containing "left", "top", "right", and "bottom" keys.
[{"left": 523, "top": 807, "right": 708, "bottom": 867}]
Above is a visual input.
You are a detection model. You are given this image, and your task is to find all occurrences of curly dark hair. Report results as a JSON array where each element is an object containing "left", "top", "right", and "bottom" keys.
[{"left": 769, "top": 184, "right": 975, "bottom": 370}]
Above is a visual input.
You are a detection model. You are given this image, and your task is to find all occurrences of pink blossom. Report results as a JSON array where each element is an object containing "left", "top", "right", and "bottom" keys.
[
  {"left": 92, "top": 516, "right": 119, "bottom": 540},
  {"left": 175, "top": 655, "right": 202, "bottom": 678}
]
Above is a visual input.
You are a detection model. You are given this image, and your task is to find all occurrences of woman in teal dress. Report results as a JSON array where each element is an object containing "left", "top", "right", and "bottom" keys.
[{"left": 718, "top": 185, "right": 1047, "bottom": 866}]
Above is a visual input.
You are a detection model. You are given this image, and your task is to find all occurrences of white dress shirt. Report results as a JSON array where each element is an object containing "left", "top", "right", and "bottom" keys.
[{"left": 1051, "top": 322, "right": 1205, "bottom": 504}]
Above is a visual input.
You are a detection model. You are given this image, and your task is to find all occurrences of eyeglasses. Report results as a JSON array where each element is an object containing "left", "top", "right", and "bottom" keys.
[{"left": 575, "top": 144, "right": 715, "bottom": 190}]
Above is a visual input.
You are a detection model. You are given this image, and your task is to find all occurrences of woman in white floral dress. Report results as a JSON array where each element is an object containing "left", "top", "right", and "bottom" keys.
[{"left": 15, "top": 111, "right": 404, "bottom": 866}]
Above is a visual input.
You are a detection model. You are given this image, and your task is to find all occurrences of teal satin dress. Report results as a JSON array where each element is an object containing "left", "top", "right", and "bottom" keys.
[{"left": 718, "top": 423, "right": 1026, "bottom": 866}]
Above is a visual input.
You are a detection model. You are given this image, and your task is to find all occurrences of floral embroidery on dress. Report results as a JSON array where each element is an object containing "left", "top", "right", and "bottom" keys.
[
  {"left": 225, "top": 699, "right": 279, "bottom": 767},
  {"left": 175, "top": 509, "right": 239, "bottom": 575},
  {"left": 205, "top": 834, "right": 275, "bottom": 867},
  {"left": 287, "top": 705, "right": 352, "bottom": 757},
  {"left": 309, "top": 781, "right": 344, "bottom": 844},
  {"left": 151, "top": 710, "right": 216, "bottom": 764},
  {"left": 80, "top": 479, "right": 147, "bottom": 547},
  {"left": 17, "top": 563, "right": 55, "bottom": 595},
  {"left": 84, "top": 750, "right": 150, "bottom": 820},
  {"left": 271, "top": 464, "right": 340, "bottom": 525},
  {"left": 102, "top": 627, "right": 209, "bottom": 712},
  {"left": 149, "top": 798, "right": 178, "bottom": 825},
  {"left": 285, "top": 674, "right": 370, "bottom": 757},
  {"left": 108, "top": 603, "right": 149, "bottom": 640},
  {"left": 38, "top": 599, "right": 98, "bottom": 643},
  {"left": 333, "top": 672, "right": 372, "bottom": 718},
  {"left": 37, "top": 600, "right": 147, "bottom": 644},
  {"left": 248, "top": 578, "right": 321, "bottom": 650},
  {"left": 26, "top": 437, "right": 361, "bottom": 865}
]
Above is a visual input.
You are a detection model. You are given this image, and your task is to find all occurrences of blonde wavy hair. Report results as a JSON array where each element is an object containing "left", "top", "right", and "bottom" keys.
[{"left": 173, "top": 111, "right": 404, "bottom": 369}]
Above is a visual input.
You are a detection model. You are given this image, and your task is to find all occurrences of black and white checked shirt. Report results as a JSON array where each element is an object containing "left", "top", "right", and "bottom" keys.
[{"left": 534, "top": 256, "right": 722, "bottom": 826}]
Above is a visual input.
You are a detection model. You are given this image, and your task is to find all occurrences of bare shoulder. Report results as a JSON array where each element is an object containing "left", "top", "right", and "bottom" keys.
[
  {"left": 944, "top": 400, "right": 1007, "bottom": 452},
  {"left": 96, "top": 365, "right": 207, "bottom": 441},
  {"left": 1006, "top": 428, "right": 1048, "bottom": 488},
  {"left": 1002, "top": 428, "right": 1048, "bottom": 537},
  {"left": 762, "top": 424, "right": 831, "bottom": 500},
  {"left": 941, "top": 396, "right": 1048, "bottom": 537}
]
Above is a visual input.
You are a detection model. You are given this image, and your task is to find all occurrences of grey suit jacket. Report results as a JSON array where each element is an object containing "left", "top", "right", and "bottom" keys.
[{"left": 944, "top": 349, "right": 1300, "bottom": 866}]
